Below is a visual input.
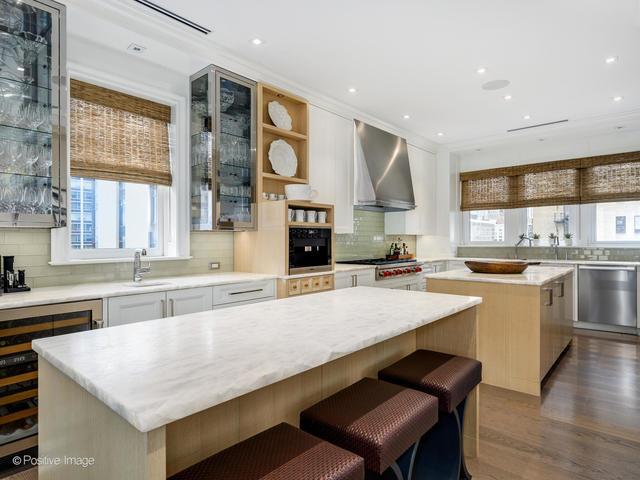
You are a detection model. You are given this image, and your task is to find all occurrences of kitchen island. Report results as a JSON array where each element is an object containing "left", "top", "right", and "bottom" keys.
[
  {"left": 33, "top": 286, "right": 481, "bottom": 480},
  {"left": 426, "top": 266, "right": 574, "bottom": 396}
]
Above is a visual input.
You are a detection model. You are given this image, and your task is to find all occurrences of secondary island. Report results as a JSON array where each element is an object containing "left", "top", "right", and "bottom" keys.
[
  {"left": 426, "top": 265, "right": 574, "bottom": 396},
  {"left": 33, "top": 286, "right": 481, "bottom": 480}
]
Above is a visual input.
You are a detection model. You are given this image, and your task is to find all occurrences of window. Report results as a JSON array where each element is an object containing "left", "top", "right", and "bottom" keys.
[
  {"left": 70, "top": 178, "right": 160, "bottom": 253},
  {"left": 62, "top": 78, "right": 172, "bottom": 260},
  {"left": 595, "top": 201, "right": 640, "bottom": 242},
  {"left": 526, "top": 206, "right": 571, "bottom": 243},
  {"left": 51, "top": 73, "right": 190, "bottom": 264},
  {"left": 468, "top": 210, "right": 505, "bottom": 243}
]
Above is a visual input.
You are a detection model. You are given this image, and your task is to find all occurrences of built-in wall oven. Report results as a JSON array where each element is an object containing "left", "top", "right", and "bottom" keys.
[{"left": 289, "top": 228, "right": 332, "bottom": 274}]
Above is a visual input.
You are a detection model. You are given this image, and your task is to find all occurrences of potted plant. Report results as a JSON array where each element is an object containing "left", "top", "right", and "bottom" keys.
[
  {"left": 532, "top": 233, "right": 541, "bottom": 246},
  {"left": 563, "top": 232, "right": 573, "bottom": 247},
  {"left": 548, "top": 233, "right": 557, "bottom": 245}
]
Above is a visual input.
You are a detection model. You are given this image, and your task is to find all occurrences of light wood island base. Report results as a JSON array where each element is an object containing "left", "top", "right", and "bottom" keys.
[
  {"left": 428, "top": 272, "right": 573, "bottom": 396},
  {"left": 38, "top": 307, "right": 478, "bottom": 480}
]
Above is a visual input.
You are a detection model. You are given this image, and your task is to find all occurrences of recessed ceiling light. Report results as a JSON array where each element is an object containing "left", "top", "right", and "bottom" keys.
[
  {"left": 250, "top": 38, "right": 263, "bottom": 45},
  {"left": 16, "top": 67, "right": 24, "bottom": 72},
  {"left": 436, "top": 132, "right": 444, "bottom": 137},
  {"left": 523, "top": 114, "right": 531, "bottom": 120},
  {"left": 403, "top": 114, "right": 410, "bottom": 120},
  {"left": 476, "top": 66, "right": 487, "bottom": 74},
  {"left": 503, "top": 94, "right": 512, "bottom": 101},
  {"left": 613, "top": 95, "right": 623, "bottom": 102},
  {"left": 347, "top": 87, "right": 357, "bottom": 93},
  {"left": 605, "top": 56, "right": 618, "bottom": 64}
]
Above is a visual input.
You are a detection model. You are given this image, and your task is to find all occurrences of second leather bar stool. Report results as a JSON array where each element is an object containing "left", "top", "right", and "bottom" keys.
[
  {"left": 300, "top": 377, "right": 439, "bottom": 480},
  {"left": 378, "top": 350, "right": 482, "bottom": 480}
]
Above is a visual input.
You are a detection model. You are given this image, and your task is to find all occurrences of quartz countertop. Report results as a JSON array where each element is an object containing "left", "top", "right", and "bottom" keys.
[
  {"left": 0, "top": 272, "right": 277, "bottom": 310},
  {"left": 424, "top": 265, "right": 574, "bottom": 286},
  {"left": 33, "top": 287, "right": 481, "bottom": 433}
]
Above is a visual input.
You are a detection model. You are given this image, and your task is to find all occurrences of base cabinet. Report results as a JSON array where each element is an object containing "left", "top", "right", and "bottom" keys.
[
  {"left": 108, "top": 292, "right": 166, "bottom": 327},
  {"left": 167, "top": 287, "right": 214, "bottom": 317},
  {"left": 334, "top": 269, "right": 376, "bottom": 290},
  {"left": 107, "top": 282, "right": 276, "bottom": 326},
  {"left": 279, "top": 274, "right": 334, "bottom": 298}
]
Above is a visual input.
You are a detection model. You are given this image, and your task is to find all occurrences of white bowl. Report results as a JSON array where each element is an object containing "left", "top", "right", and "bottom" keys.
[{"left": 285, "top": 184, "right": 318, "bottom": 201}]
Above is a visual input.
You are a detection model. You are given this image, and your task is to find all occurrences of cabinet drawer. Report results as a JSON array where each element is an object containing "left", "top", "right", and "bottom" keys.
[
  {"left": 108, "top": 292, "right": 166, "bottom": 327},
  {"left": 213, "top": 280, "right": 275, "bottom": 306},
  {"left": 300, "top": 277, "right": 313, "bottom": 294},
  {"left": 311, "top": 276, "right": 323, "bottom": 291},
  {"left": 321, "top": 274, "right": 334, "bottom": 290},
  {"left": 287, "top": 279, "right": 301, "bottom": 296}
]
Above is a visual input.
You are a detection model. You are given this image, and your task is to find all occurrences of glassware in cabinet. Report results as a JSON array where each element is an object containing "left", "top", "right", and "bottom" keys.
[
  {"left": 0, "top": 0, "right": 66, "bottom": 228},
  {"left": 190, "top": 65, "right": 256, "bottom": 231}
]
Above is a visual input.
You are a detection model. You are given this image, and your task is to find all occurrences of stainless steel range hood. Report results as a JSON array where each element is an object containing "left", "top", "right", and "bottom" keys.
[{"left": 354, "top": 120, "right": 415, "bottom": 212}]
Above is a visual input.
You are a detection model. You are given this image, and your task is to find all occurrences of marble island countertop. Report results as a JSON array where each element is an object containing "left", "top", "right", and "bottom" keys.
[
  {"left": 0, "top": 272, "right": 277, "bottom": 310},
  {"left": 33, "top": 286, "right": 481, "bottom": 433},
  {"left": 424, "top": 265, "right": 574, "bottom": 286}
]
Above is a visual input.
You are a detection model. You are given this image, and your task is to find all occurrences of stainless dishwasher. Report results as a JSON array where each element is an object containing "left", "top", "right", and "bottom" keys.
[{"left": 578, "top": 265, "right": 638, "bottom": 329}]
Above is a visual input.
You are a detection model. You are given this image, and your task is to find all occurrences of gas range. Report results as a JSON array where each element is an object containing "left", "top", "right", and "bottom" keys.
[{"left": 338, "top": 258, "right": 424, "bottom": 281}]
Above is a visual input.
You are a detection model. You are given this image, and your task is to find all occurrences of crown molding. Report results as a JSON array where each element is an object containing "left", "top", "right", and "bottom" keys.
[{"left": 63, "top": 0, "right": 438, "bottom": 153}]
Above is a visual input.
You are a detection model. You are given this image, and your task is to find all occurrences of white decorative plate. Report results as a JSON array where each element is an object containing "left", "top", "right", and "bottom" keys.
[
  {"left": 268, "top": 101, "right": 292, "bottom": 131},
  {"left": 268, "top": 139, "right": 297, "bottom": 177}
]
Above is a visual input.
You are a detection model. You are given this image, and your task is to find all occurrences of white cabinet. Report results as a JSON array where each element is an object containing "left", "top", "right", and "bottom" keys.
[
  {"left": 385, "top": 145, "right": 436, "bottom": 235},
  {"left": 309, "top": 106, "right": 354, "bottom": 234},
  {"left": 213, "top": 280, "right": 275, "bottom": 308},
  {"left": 334, "top": 269, "right": 376, "bottom": 289},
  {"left": 107, "top": 281, "right": 277, "bottom": 326},
  {"left": 108, "top": 292, "right": 166, "bottom": 327},
  {"left": 166, "top": 287, "right": 214, "bottom": 317}
]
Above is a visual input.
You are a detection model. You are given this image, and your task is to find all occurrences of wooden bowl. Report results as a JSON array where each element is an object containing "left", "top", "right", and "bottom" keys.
[{"left": 464, "top": 260, "right": 529, "bottom": 274}]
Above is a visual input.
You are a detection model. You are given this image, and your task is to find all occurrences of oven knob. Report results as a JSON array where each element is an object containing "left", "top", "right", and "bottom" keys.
[
  {"left": 395, "top": 269, "right": 402, "bottom": 274},
  {"left": 416, "top": 267, "right": 422, "bottom": 272},
  {"left": 404, "top": 268, "right": 410, "bottom": 273},
  {"left": 384, "top": 271, "right": 391, "bottom": 277}
]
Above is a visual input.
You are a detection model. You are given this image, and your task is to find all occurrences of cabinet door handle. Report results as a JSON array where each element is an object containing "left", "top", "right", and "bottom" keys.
[
  {"left": 553, "top": 281, "right": 565, "bottom": 298},
  {"left": 169, "top": 298, "right": 175, "bottom": 316},
  {"left": 161, "top": 299, "right": 166, "bottom": 317},
  {"left": 543, "top": 287, "right": 553, "bottom": 306},
  {"left": 354, "top": 275, "right": 358, "bottom": 287}
]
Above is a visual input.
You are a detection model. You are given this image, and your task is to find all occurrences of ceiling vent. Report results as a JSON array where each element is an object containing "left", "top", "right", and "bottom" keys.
[
  {"left": 507, "top": 119, "right": 568, "bottom": 133},
  {"left": 133, "top": 0, "right": 212, "bottom": 35}
]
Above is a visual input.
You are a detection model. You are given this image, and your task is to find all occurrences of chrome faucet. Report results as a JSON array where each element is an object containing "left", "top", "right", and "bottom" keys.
[
  {"left": 514, "top": 234, "right": 532, "bottom": 259},
  {"left": 133, "top": 249, "right": 151, "bottom": 282}
]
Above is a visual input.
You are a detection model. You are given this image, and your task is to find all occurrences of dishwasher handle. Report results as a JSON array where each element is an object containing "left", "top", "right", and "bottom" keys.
[{"left": 578, "top": 265, "right": 636, "bottom": 271}]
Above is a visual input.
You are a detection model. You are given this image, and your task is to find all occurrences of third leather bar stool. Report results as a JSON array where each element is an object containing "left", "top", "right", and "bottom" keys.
[
  {"left": 300, "top": 377, "right": 439, "bottom": 480},
  {"left": 378, "top": 350, "right": 482, "bottom": 480}
]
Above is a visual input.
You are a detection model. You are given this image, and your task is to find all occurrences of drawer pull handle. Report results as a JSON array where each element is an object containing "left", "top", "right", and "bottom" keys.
[{"left": 229, "top": 289, "right": 264, "bottom": 296}]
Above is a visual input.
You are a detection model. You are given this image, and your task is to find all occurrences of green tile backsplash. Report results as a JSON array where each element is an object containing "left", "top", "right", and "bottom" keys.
[
  {"left": 336, "top": 210, "right": 416, "bottom": 261},
  {"left": 457, "top": 245, "right": 640, "bottom": 262}
]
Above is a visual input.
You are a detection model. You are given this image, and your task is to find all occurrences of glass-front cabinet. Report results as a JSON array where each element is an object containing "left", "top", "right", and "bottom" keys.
[
  {"left": 0, "top": 0, "right": 66, "bottom": 228},
  {"left": 190, "top": 65, "right": 257, "bottom": 231}
]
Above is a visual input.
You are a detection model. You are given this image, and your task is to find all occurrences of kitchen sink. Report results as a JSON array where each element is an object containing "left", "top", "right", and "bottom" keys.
[{"left": 122, "top": 281, "right": 172, "bottom": 288}]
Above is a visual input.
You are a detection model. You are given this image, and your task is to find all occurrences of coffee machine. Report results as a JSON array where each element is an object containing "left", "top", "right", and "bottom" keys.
[{"left": 2, "top": 256, "right": 30, "bottom": 293}]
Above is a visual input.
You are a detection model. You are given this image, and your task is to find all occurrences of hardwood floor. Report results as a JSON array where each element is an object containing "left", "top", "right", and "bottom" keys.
[
  {"left": 467, "top": 329, "right": 640, "bottom": 480},
  {"left": 4, "top": 329, "right": 639, "bottom": 480}
]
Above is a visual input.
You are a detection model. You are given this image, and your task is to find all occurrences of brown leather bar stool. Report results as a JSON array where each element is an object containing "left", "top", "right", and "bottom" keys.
[
  {"left": 168, "top": 422, "right": 364, "bottom": 480},
  {"left": 300, "top": 377, "right": 439, "bottom": 480},
  {"left": 378, "top": 350, "right": 482, "bottom": 480}
]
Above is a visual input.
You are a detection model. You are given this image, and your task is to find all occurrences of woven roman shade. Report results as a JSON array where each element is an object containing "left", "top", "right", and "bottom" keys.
[
  {"left": 580, "top": 151, "right": 640, "bottom": 204},
  {"left": 461, "top": 152, "right": 640, "bottom": 210},
  {"left": 70, "top": 79, "right": 172, "bottom": 186}
]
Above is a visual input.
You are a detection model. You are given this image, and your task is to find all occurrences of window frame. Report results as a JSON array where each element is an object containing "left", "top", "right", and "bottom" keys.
[
  {"left": 50, "top": 66, "right": 190, "bottom": 265},
  {"left": 461, "top": 205, "right": 580, "bottom": 246},
  {"left": 584, "top": 202, "right": 640, "bottom": 247}
]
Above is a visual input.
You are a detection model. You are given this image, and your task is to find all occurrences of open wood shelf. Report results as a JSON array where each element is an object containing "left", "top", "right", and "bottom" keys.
[
  {"left": 262, "top": 123, "right": 307, "bottom": 140},
  {"left": 288, "top": 222, "right": 332, "bottom": 228},
  {"left": 258, "top": 83, "right": 309, "bottom": 199}
]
